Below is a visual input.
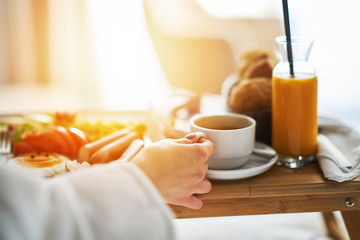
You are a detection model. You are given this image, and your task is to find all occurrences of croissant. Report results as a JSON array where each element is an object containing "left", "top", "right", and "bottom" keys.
[{"left": 229, "top": 77, "right": 271, "bottom": 112}]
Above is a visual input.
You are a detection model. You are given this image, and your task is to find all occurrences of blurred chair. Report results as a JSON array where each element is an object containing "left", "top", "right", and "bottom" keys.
[{"left": 144, "top": 0, "right": 283, "bottom": 94}]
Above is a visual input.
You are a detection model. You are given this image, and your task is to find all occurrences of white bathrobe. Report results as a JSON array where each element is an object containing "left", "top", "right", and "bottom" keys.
[{"left": 0, "top": 161, "right": 175, "bottom": 240}]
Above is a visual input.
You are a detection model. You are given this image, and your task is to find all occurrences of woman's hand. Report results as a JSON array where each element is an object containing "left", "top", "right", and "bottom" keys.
[{"left": 131, "top": 135, "right": 214, "bottom": 209}]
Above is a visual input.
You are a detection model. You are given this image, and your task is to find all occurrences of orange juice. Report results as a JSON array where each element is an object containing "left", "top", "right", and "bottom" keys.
[{"left": 272, "top": 73, "right": 318, "bottom": 157}]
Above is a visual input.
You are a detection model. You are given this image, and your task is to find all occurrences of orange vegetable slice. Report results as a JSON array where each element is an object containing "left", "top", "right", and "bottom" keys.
[
  {"left": 13, "top": 141, "right": 38, "bottom": 155},
  {"left": 23, "top": 131, "right": 60, "bottom": 153},
  {"left": 68, "top": 127, "right": 91, "bottom": 148},
  {"left": 54, "top": 126, "right": 77, "bottom": 159},
  {"left": 14, "top": 127, "right": 91, "bottom": 159}
]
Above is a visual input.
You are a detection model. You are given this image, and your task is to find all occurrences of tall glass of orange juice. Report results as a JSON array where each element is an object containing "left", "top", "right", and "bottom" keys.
[{"left": 272, "top": 36, "right": 318, "bottom": 168}]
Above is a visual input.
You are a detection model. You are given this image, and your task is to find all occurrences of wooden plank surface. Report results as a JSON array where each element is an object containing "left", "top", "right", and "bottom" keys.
[
  {"left": 200, "top": 179, "right": 250, "bottom": 200},
  {"left": 171, "top": 162, "right": 360, "bottom": 219},
  {"left": 172, "top": 192, "right": 360, "bottom": 218},
  {"left": 247, "top": 163, "right": 326, "bottom": 187},
  {"left": 250, "top": 182, "right": 360, "bottom": 198}
]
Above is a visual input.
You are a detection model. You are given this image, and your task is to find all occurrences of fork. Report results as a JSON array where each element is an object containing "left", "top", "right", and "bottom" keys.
[{"left": 0, "top": 130, "right": 12, "bottom": 160}]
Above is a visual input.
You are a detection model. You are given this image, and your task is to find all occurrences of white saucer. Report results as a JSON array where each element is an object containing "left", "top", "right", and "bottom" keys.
[{"left": 206, "top": 142, "right": 277, "bottom": 180}]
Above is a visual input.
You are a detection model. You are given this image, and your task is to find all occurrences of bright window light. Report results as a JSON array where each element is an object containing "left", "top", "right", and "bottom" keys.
[{"left": 88, "top": 0, "right": 170, "bottom": 111}]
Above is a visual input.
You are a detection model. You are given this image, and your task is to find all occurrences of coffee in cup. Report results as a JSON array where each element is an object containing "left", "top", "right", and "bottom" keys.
[{"left": 189, "top": 113, "right": 256, "bottom": 170}]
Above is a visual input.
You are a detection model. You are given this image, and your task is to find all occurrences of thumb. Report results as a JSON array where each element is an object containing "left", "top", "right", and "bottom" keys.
[{"left": 185, "top": 132, "right": 207, "bottom": 143}]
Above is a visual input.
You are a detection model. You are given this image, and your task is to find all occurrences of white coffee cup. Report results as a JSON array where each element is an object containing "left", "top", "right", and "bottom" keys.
[{"left": 189, "top": 113, "right": 256, "bottom": 170}]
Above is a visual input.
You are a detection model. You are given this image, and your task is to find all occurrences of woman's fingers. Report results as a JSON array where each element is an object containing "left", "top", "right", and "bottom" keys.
[
  {"left": 133, "top": 136, "right": 214, "bottom": 209},
  {"left": 185, "top": 132, "right": 207, "bottom": 143},
  {"left": 196, "top": 139, "right": 215, "bottom": 160},
  {"left": 203, "top": 161, "right": 209, "bottom": 175},
  {"left": 170, "top": 137, "right": 215, "bottom": 161},
  {"left": 182, "top": 195, "right": 203, "bottom": 209},
  {"left": 170, "top": 177, "right": 212, "bottom": 209},
  {"left": 172, "top": 138, "right": 193, "bottom": 144},
  {"left": 193, "top": 178, "right": 212, "bottom": 194}
]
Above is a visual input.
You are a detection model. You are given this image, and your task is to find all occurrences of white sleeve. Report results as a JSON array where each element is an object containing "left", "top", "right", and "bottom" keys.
[{"left": 0, "top": 161, "right": 175, "bottom": 240}]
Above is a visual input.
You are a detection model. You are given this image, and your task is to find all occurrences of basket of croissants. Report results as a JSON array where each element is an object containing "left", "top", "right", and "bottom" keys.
[{"left": 222, "top": 48, "right": 279, "bottom": 145}]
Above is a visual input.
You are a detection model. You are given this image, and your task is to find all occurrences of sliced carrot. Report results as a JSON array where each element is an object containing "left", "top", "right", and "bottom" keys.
[
  {"left": 14, "top": 127, "right": 90, "bottom": 158},
  {"left": 68, "top": 127, "right": 91, "bottom": 147},
  {"left": 13, "top": 141, "right": 38, "bottom": 155},
  {"left": 54, "top": 126, "right": 77, "bottom": 159},
  {"left": 42, "top": 129, "right": 70, "bottom": 156},
  {"left": 23, "top": 131, "right": 60, "bottom": 153}
]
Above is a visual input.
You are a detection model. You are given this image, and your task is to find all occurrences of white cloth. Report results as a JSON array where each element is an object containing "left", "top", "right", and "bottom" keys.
[
  {"left": 0, "top": 161, "right": 175, "bottom": 240},
  {"left": 317, "top": 117, "right": 360, "bottom": 182}
]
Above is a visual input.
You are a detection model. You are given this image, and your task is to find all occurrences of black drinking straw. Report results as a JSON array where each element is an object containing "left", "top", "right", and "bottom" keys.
[{"left": 282, "top": 0, "right": 294, "bottom": 77}]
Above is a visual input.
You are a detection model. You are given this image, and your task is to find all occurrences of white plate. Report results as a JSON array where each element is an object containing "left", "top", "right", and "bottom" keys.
[{"left": 206, "top": 142, "right": 277, "bottom": 180}]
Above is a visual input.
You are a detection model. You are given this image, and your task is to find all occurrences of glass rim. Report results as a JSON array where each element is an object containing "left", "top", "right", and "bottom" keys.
[{"left": 275, "top": 35, "right": 314, "bottom": 45}]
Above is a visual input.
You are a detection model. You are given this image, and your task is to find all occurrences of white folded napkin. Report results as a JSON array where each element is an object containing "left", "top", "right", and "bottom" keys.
[{"left": 317, "top": 117, "right": 360, "bottom": 182}]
